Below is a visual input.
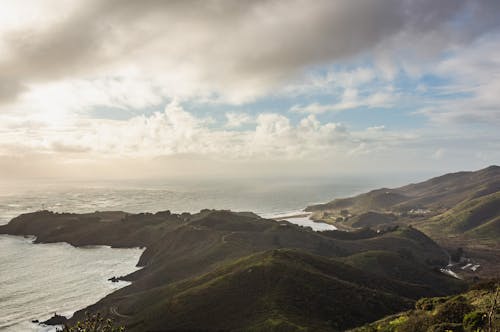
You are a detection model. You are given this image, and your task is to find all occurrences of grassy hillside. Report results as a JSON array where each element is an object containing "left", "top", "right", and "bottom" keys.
[
  {"left": 2, "top": 167, "right": 499, "bottom": 330},
  {"left": 421, "top": 192, "right": 500, "bottom": 243},
  {"left": 0, "top": 208, "right": 464, "bottom": 331},
  {"left": 306, "top": 165, "right": 500, "bottom": 214},
  {"left": 106, "top": 250, "right": 438, "bottom": 332},
  {"left": 305, "top": 189, "right": 409, "bottom": 213},
  {"left": 306, "top": 166, "right": 500, "bottom": 245},
  {"left": 350, "top": 212, "right": 398, "bottom": 228},
  {"left": 343, "top": 250, "right": 464, "bottom": 297},
  {"left": 350, "top": 280, "right": 500, "bottom": 332}
]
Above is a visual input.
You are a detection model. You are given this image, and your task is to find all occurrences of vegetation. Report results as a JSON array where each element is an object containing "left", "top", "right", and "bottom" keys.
[
  {"left": 350, "top": 211, "right": 398, "bottom": 228},
  {"left": 2, "top": 166, "right": 499, "bottom": 330},
  {"left": 350, "top": 280, "right": 500, "bottom": 332},
  {"left": 62, "top": 312, "right": 124, "bottom": 332},
  {"left": 306, "top": 166, "right": 500, "bottom": 243},
  {"left": 342, "top": 250, "right": 464, "bottom": 297},
  {"left": 463, "top": 311, "right": 487, "bottom": 331},
  {"left": 1, "top": 209, "right": 462, "bottom": 331},
  {"left": 126, "top": 249, "right": 416, "bottom": 331},
  {"left": 324, "top": 165, "right": 498, "bottom": 211},
  {"left": 424, "top": 192, "right": 500, "bottom": 242}
]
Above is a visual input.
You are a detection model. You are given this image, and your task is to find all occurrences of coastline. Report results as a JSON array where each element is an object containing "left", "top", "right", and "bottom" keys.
[
  {"left": 266, "top": 211, "right": 338, "bottom": 231},
  {"left": 0, "top": 234, "right": 143, "bottom": 331},
  {"left": 1, "top": 205, "right": 349, "bottom": 330},
  {"left": 0, "top": 202, "right": 471, "bottom": 331},
  {"left": 0, "top": 208, "right": 345, "bottom": 329}
]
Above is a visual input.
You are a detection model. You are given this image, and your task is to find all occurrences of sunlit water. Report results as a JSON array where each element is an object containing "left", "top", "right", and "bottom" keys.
[
  {"left": 0, "top": 177, "right": 402, "bottom": 331},
  {"left": 0, "top": 236, "right": 143, "bottom": 332}
]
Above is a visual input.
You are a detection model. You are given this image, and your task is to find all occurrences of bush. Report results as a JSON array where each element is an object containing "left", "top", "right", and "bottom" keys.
[
  {"left": 416, "top": 297, "right": 448, "bottom": 311},
  {"left": 434, "top": 296, "right": 473, "bottom": 323},
  {"left": 469, "top": 279, "right": 499, "bottom": 292},
  {"left": 462, "top": 311, "right": 487, "bottom": 331},
  {"left": 428, "top": 322, "right": 463, "bottom": 332},
  {"left": 62, "top": 312, "right": 124, "bottom": 332},
  {"left": 354, "top": 326, "right": 377, "bottom": 332},
  {"left": 450, "top": 248, "right": 464, "bottom": 263},
  {"left": 396, "top": 311, "right": 434, "bottom": 332}
]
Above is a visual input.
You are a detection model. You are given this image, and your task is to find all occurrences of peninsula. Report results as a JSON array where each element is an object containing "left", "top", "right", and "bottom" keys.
[{"left": 1, "top": 166, "right": 499, "bottom": 331}]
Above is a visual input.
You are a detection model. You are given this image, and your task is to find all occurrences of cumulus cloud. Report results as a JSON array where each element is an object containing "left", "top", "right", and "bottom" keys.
[
  {"left": 1, "top": 0, "right": 500, "bottom": 106},
  {"left": 1, "top": 1, "right": 500, "bottom": 179},
  {"left": 0, "top": 102, "right": 390, "bottom": 161},
  {"left": 225, "top": 113, "right": 253, "bottom": 128},
  {"left": 291, "top": 88, "right": 395, "bottom": 114},
  {"left": 415, "top": 35, "right": 500, "bottom": 125},
  {"left": 1, "top": 100, "right": 499, "bottom": 179}
]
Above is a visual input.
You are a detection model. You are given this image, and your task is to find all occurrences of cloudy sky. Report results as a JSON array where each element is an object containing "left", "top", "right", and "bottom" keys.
[{"left": 1, "top": 0, "right": 499, "bottom": 180}]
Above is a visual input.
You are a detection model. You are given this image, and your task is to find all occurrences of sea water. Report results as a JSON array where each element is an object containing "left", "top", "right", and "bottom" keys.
[{"left": 0, "top": 235, "right": 143, "bottom": 331}]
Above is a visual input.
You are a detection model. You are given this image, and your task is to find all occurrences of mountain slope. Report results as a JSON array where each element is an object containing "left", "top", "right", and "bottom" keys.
[
  {"left": 0, "top": 209, "right": 463, "bottom": 330},
  {"left": 101, "top": 250, "right": 429, "bottom": 332},
  {"left": 421, "top": 192, "right": 500, "bottom": 242},
  {"left": 306, "top": 165, "right": 500, "bottom": 214},
  {"left": 342, "top": 250, "right": 464, "bottom": 297},
  {"left": 305, "top": 166, "right": 500, "bottom": 244},
  {"left": 350, "top": 280, "right": 499, "bottom": 332}
]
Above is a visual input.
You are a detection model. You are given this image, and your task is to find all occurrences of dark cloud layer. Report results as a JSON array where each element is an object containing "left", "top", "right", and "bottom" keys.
[{"left": 1, "top": 0, "right": 500, "bottom": 104}]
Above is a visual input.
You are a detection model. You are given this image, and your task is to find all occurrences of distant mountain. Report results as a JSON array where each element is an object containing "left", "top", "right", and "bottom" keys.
[
  {"left": 349, "top": 211, "right": 398, "bottom": 228},
  {"left": 307, "top": 165, "right": 500, "bottom": 212},
  {"left": 0, "top": 208, "right": 463, "bottom": 331},
  {"left": 306, "top": 166, "right": 500, "bottom": 243}
]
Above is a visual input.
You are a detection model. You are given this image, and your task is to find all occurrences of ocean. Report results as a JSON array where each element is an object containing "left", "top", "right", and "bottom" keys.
[{"left": 0, "top": 176, "right": 405, "bottom": 331}]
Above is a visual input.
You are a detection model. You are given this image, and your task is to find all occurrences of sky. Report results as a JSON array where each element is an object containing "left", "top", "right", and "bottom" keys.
[{"left": 0, "top": 0, "right": 499, "bottom": 180}]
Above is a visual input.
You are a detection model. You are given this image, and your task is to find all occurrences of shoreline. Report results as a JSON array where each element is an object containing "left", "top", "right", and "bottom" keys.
[
  {"left": 271, "top": 212, "right": 311, "bottom": 219},
  {"left": 1, "top": 207, "right": 341, "bottom": 330},
  {"left": 0, "top": 234, "right": 143, "bottom": 330},
  {"left": 269, "top": 211, "right": 338, "bottom": 231},
  {"left": 266, "top": 209, "right": 352, "bottom": 232},
  {"left": 0, "top": 203, "right": 476, "bottom": 331}
]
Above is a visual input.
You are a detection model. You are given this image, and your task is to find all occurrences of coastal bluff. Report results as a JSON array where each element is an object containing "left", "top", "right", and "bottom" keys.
[{"left": 0, "top": 208, "right": 465, "bottom": 331}]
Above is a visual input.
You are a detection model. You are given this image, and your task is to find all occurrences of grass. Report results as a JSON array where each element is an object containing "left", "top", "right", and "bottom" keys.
[
  {"left": 418, "top": 192, "right": 500, "bottom": 244},
  {"left": 127, "top": 249, "right": 418, "bottom": 332},
  {"left": 349, "top": 280, "right": 499, "bottom": 332},
  {"left": 0, "top": 208, "right": 469, "bottom": 331}
]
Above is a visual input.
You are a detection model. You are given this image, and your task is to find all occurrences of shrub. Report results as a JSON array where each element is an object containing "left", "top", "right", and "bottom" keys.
[
  {"left": 428, "top": 322, "right": 464, "bottom": 332},
  {"left": 62, "top": 312, "right": 124, "bottom": 332},
  {"left": 434, "top": 296, "right": 473, "bottom": 323},
  {"left": 415, "top": 297, "right": 448, "bottom": 311},
  {"left": 462, "top": 311, "right": 487, "bottom": 331},
  {"left": 450, "top": 248, "right": 464, "bottom": 263},
  {"left": 355, "top": 326, "right": 377, "bottom": 332},
  {"left": 396, "top": 311, "right": 434, "bottom": 332},
  {"left": 469, "top": 279, "right": 498, "bottom": 292}
]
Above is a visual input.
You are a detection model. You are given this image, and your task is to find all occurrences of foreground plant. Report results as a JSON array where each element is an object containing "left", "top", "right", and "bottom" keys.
[{"left": 62, "top": 312, "right": 124, "bottom": 332}]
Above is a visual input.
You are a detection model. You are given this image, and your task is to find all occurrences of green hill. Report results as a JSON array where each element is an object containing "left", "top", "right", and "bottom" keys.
[
  {"left": 350, "top": 280, "right": 500, "bottom": 332},
  {"left": 350, "top": 212, "right": 398, "bottom": 228},
  {"left": 342, "top": 250, "right": 464, "bottom": 297},
  {"left": 0, "top": 208, "right": 464, "bottom": 331},
  {"left": 102, "top": 250, "right": 438, "bottom": 332},
  {"left": 421, "top": 192, "right": 500, "bottom": 243},
  {"left": 305, "top": 166, "right": 500, "bottom": 244},
  {"left": 305, "top": 189, "right": 409, "bottom": 213},
  {"left": 306, "top": 165, "right": 500, "bottom": 214},
  {"left": 2, "top": 167, "right": 499, "bottom": 330}
]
